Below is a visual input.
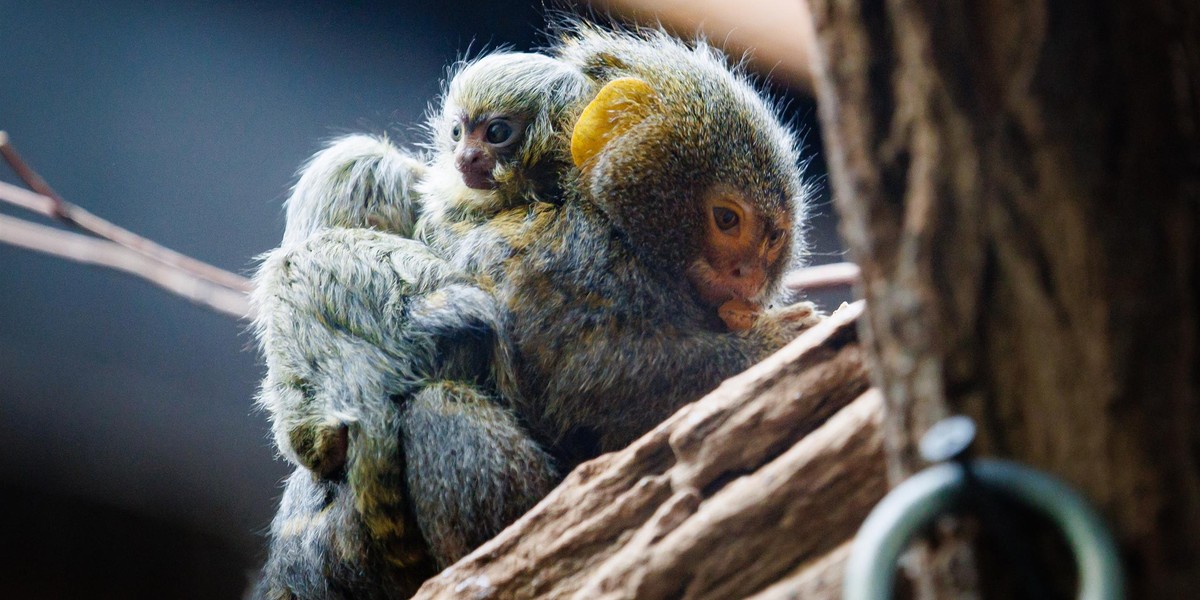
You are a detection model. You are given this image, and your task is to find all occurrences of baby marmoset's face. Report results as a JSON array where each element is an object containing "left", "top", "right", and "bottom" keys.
[
  {"left": 421, "top": 52, "right": 593, "bottom": 218},
  {"left": 445, "top": 111, "right": 527, "bottom": 191}
]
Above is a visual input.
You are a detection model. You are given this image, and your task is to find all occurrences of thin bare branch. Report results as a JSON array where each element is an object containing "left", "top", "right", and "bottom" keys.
[
  {"left": 0, "top": 179, "right": 56, "bottom": 215},
  {"left": 0, "top": 130, "right": 69, "bottom": 216},
  {"left": 784, "top": 261, "right": 860, "bottom": 291},
  {"left": 0, "top": 212, "right": 250, "bottom": 318},
  {"left": 0, "top": 132, "right": 252, "bottom": 292}
]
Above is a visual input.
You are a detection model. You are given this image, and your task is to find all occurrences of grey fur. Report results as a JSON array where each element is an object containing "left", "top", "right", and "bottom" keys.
[
  {"left": 252, "top": 50, "right": 586, "bottom": 598},
  {"left": 251, "top": 469, "right": 432, "bottom": 600},
  {"left": 282, "top": 134, "right": 426, "bottom": 246}
]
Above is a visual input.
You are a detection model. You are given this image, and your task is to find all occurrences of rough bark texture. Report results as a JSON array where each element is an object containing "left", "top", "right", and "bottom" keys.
[
  {"left": 807, "top": 0, "right": 1200, "bottom": 597},
  {"left": 745, "top": 540, "right": 854, "bottom": 600},
  {"left": 411, "top": 302, "right": 881, "bottom": 599}
]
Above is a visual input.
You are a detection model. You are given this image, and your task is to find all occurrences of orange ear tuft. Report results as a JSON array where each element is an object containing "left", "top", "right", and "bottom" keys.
[{"left": 570, "top": 77, "right": 657, "bottom": 169}]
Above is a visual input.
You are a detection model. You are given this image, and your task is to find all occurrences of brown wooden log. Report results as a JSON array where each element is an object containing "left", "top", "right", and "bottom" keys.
[
  {"left": 746, "top": 541, "right": 853, "bottom": 600},
  {"left": 412, "top": 302, "right": 884, "bottom": 599},
  {"left": 807, "top": 0, "right": 1200, "bottom": 596}
]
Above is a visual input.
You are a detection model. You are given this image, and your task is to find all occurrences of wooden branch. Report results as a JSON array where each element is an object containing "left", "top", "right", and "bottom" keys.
[
  {"left": 0, "top": 212, "right": 250, "bottom": 318},
  {"left": 745, "top": 540, "right": 853, "bottom": 600},
  {"left": 0, "top": 132, "right": 252, "bottom": 293},
  {"left": 413, "top": 302, "right": 883, "bottom": 599}
]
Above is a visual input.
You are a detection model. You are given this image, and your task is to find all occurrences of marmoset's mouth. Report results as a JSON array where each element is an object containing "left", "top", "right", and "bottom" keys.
[
  {"left": 686, "top": 259, "right": 765, "bottom": 309},
  {"left": 462, "top": 170, "right": 496, "bottom": 190}
]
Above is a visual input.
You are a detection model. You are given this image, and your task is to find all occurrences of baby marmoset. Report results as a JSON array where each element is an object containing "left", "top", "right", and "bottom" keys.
[{"left": 252, "top": 51, "right": 590, "bottom": 599}]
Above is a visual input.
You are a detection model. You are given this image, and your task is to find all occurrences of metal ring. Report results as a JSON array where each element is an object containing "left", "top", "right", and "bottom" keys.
[{"left": 843, "top": 459, "right": 1124, "bottom": 600}]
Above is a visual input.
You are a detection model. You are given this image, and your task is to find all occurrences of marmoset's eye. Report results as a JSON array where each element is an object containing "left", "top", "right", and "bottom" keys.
[
  {"left": 485, "top": 119, "right": 516, "bottom": 145},
  {"left": 450, "top": 122, "right": 463, "bottom": 142},
  {"left": 768, "top": 229, "right": 787, "bottom": 247},
  {"left": 713, "top": 206, "right": 739, "bottom": 231}
]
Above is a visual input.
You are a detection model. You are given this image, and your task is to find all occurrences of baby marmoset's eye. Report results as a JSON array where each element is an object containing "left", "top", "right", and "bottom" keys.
[
  {"left": 450, "top": 122, "right": 463, "bottom": 142},
  {"left": 485, "top": 119, "right": 517, "bottom": 146}
]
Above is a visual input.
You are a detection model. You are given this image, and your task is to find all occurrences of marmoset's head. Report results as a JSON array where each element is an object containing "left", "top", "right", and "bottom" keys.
[
  {"left": 561, "top": 26, "right": 810, "bottom": 310},
  {"left": 419, "top": 52, "right": 593, "bottom": 219}
]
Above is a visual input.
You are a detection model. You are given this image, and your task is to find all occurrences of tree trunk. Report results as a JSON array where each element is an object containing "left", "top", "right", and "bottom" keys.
[{"left": 806, "top": 0, "right": 1200, "bottom": 596}]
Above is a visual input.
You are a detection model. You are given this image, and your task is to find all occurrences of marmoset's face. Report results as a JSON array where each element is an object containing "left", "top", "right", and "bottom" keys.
[
  {"left": 449, "top": 112, "right": 528, "bottom": 190},
  {"left": 686, "top": 185, "right": 791, "bottom": 308}
]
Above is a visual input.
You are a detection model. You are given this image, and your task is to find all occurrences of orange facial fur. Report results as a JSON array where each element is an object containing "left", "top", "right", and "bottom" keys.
[{"left": 686, "top": 186, "right": 790, "bottom": 311}]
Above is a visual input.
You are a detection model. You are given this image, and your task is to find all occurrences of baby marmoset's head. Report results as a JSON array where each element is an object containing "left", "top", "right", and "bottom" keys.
[
  {"left": 418, "top": 51, "right": 594, "bottom": 224},
  {"left": 557, "top": 25, "right": 810, "bottom": 314}
]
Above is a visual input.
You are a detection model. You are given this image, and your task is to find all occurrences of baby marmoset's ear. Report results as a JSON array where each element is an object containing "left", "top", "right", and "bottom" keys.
[{"left": 570, "top": 77, "right": 658, "bottom": 169}]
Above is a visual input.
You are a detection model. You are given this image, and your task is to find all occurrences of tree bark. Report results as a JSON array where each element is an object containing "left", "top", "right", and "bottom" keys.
[
  {"left": 807, "top": 0, "right": 1200, "bottom": 596},
  {"left": 412, "top": 303, "right": 881, "bottom": 599}
]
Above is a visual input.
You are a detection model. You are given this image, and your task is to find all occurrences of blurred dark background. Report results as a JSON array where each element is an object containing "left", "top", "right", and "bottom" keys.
[{"left": 0, "top": 1, "right": 845, "bottom": 597}]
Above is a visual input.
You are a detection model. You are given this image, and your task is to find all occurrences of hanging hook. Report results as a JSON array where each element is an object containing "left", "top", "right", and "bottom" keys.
[{"left": 843, "top": 416, "right": 1125, "bottom": 600}]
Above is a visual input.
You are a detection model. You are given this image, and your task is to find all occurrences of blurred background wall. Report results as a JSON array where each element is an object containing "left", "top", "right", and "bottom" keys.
[{"left": 0, "top": 1, "right": 842, "bottom": 596}]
